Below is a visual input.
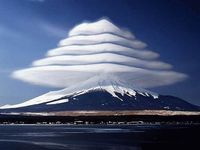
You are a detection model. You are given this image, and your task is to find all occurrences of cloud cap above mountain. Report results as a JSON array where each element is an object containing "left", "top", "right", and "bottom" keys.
[{"left": 12, "top": 18, "right": 188, "bottom": 89}]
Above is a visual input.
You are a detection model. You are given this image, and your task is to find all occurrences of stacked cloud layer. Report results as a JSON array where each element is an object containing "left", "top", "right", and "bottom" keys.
[{"left": 12, "top": 19, "right": 187, "bottom": 88}]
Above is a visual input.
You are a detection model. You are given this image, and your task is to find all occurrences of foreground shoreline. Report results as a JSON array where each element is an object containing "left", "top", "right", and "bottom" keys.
[
  {"left": 1, "top": 110, "right": 200, "bottom": 116},
  {"left": 0, "top": 110, "right": 200, "bottom": 124}
]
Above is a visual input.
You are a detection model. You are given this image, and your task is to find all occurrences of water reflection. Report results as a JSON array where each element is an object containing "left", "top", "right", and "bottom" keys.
[{"left": 0, "top": 124, "right": 199, "bottom": 150}]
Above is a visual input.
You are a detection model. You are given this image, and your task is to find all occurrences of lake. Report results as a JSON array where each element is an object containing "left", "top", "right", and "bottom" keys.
[{"left": 0, "top": 124, "right": 199, "bottom": 150}]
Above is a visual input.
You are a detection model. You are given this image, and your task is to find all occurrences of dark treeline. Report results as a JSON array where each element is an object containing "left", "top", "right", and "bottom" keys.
[{"left": 0, "top": 114, "right": 200, "bottom": 124}]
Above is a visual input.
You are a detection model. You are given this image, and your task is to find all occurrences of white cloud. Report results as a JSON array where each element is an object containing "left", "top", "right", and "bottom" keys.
[
  {"left": 48, "top": 43, "right": 158, "bottom": 59},
  {"left": 33, "top": 53, "right": 171, "bottom": 70},
  {"left": 12, "top": 18, "right": 187, "bottom": 89},
  {"left": 12, "top": 64, "right": 186, "bottom": 88},
  {"left": 69, "top": 18, "right": 135, "bottom": 39},
  {"left": 59, "top": 33, "right": 147, "bottom": 49}
]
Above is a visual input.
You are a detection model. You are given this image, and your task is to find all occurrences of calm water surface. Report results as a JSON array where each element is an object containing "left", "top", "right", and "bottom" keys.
[{"left": 0, "top": 124, "right": 199, "bottom": 150}]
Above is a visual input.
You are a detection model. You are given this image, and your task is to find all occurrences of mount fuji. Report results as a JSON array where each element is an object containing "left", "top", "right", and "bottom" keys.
[
  {"left": 1, "top": 19, "right": 199, "bottom": 116},
  {"left": 0, "top": 83, "right": 199, "bottom": 114}
]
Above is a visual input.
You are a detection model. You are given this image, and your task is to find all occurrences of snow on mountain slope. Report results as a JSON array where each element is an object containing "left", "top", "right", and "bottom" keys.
[
  {"left": 0, "top": 76, "right": 199, "bottom": 112},
  {"left": 1, "top": 74, "right": 198, "bottom": 112},
  {"left": 46, "top": 99, "right": 69, "bottom": 105},
  {"left": 1, "top": 76, "right": 198, "bottom": 112},
  {"left": 0, "top": 84, "right": 158, "bottom": 109},
  {"left": 0, "top": 85, "right": 199, "bottom": 113}
]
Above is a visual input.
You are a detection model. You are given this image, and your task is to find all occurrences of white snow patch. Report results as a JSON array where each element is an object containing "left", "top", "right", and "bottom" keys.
[
  {"left": 137, "top": 92, "right": 146, "bottom": 97},
  {"left": 152, "top": 94, "right": 159, "bottom": 99},
  {"left": 0, "top": 92, "right": 65, "bottom": 109},
  {"left": 46, "top": 99, "right": 69, "bottom": 105},
  {"left": 137, "top": 91, "right": 158, "bottom": 99},
  {"left": 101, "top": 85, "right": 124, "bottom": 101},
  {"left": 164, "top": 106, "right": 170, "bottom": 110}
]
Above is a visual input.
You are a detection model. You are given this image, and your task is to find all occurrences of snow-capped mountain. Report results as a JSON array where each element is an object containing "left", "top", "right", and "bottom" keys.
[
  {"left": 0, "top": 84, "right": 199, "bottom": 113},
  {"left": 2, "top": 19, "right": 196, "bottom": 114}
]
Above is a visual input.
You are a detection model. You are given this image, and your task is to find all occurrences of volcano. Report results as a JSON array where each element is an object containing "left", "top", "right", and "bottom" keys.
[
  {"left": 2, "top": 18, "right": 199, "bottom": 117},
  {"left": 0, "top": 85, "right": 199, "bottom": 115}
]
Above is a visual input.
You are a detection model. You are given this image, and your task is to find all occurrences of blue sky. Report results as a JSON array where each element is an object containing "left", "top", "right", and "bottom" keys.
[{"left": 0, "top": 0, "right": 200, "bottom": 106}]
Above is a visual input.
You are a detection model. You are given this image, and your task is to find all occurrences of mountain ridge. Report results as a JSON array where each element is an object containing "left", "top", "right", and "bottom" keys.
[{"left": 0, "top": 85, "right": 199, "bottom": 113}]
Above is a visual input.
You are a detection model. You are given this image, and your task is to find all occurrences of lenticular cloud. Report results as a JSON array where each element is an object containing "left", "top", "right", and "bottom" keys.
[{"left": 12, "top": 18, "right": 187, "bottom": 89}]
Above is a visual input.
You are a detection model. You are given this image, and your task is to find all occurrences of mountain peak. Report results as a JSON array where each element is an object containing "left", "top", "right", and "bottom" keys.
[
  {"left": 0, "top": 83, "right": 158, "bottom": 110},
  {"left": 0, "top": 84, "right": 199, "bottom": 112},
  {"left": 77, "top": 85, "right": 159, "bottom": 101}
]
